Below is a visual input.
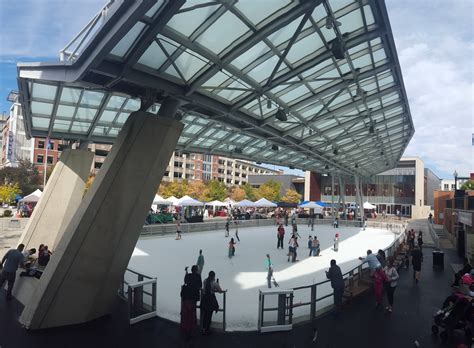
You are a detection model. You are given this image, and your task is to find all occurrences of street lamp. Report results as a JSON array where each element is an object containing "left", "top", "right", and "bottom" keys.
[{"left": 453, "top": 170, "right": 458, "bottom": 190}]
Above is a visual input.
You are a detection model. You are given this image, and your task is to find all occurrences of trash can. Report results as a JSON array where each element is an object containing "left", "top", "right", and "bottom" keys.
[{"left": 432, "top": 250, "right": 444, "bottom": 268}]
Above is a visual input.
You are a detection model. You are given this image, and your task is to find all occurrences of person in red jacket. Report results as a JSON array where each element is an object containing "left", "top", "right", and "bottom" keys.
[
  {"left": 373, "top": 265, "right": 388, "bottom": 309},
  {"left": 277, "top": 224, "right": 285, "bottom": 249}
]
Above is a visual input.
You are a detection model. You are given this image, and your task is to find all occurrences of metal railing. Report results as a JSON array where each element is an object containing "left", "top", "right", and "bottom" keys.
[
  {"left": 258, "top": 289, "right": 294, "bottom": 333},
  {"left": 119, "top": 268, "right": 157, "bottom": 325},
  {"left": 197, "top": 290, "right": 227, "bottom": 331},
  {"left": 258, "top": 221, "right": 406, "bottom": 331}
]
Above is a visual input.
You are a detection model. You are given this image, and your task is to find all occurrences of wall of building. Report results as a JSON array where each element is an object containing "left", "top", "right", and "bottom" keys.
[{"left": 248, "top": 174, "right": 303, "bottom": 196}]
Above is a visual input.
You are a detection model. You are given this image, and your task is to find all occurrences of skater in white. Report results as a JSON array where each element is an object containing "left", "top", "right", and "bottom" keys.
[
  {"left": 176, "top": 221, "right": 182, "bottom": 240},
  {"left": 265, "top": 254, "right": 273, "bottom": 288}
]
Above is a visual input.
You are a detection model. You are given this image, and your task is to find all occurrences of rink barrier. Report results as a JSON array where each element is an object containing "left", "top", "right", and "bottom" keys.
[
  {"left": 258, "top": 221, "right": 407, "bottom": 331},
  {"left": 140, "top": 218, "right": 380, "bottom": 237},
  {"left": 197, "top": 290, "right": 227, "bottom": 331},
  {"left": 119, "top": 268, "right": 157, "bottom": 325}
]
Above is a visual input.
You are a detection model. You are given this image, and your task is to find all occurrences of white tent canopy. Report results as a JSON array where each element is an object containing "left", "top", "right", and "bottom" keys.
[
  {"left": 167, "top": 196, "right": 180, "bottom": 206},
  {"left": 363, "top": 202, "right": 376, "bottom": 209},
  {"left": 205, "top": 200, "right": 227, "bottom": 207},
  {"left": 234, "top": 199, "right": 256, "bottom": 207},
  {"left": 177, "top": 196, "right": 204, "bottom": 207},
  {"left": 153, "top": 194, "right": 171, "bottom": 205},
  {"left": 254, "top": 198, "right": 277, "bottom": 208},
  {"left": 20, "top": 189, "right": 42, "bottom": 203},
  {"left": 298, "top": 201, "right": 323, "bottom": 213}
]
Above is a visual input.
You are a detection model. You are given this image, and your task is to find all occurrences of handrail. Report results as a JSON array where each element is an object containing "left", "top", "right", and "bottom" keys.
[{"left": 128, "top": 278, "right": 157, "bottom": 289}]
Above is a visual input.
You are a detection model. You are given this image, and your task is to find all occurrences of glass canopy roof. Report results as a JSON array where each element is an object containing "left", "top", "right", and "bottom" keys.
[{"left": 17, "top": 0, "right": 414, "bottom": 176}]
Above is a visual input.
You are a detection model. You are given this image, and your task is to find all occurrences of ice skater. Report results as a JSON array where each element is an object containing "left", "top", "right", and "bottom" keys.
[
  {"left": 288, "top": 234, "right": 299, "bottom": 262},
  {"left": 176, "top": 221, "right": 182, "bottom": 240},
  {"left": 225, "top": 221, "right": 230, "bottom": 237},
  {"left": 197, "top": 250, "right": 205, "bottom": 275},
  {"left": 228, "top": 238, "right": 236, "bottom": 258},
  {"left": 313, "top": 236, "right": 320, "bottom": 256},
  {"left": 333, "top": 233, "right": 339, "bottom": 252},
  {"left": 234, "top": 221, "right": 240, "bottom": 242},
  {"left": 333, "top": 218, "right": 339, "bottom": 228},
  {"left": 277, "top": 224, "right": 285, "bottom": 249},
  {"left": 265, "top": 254, "right": 274, "bottom": 288},
  {"left": 308, "top": 236, "right": 313, "bottom": 257}
]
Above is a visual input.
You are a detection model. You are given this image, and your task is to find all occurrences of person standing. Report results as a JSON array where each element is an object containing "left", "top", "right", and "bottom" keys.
[
  {"left": 235, "top": 222, "right": 240, "bottom": 242},
  {"left": 289, "top": 235, "right": 299, "bottom": 262},
  {"left": 417, "top": 231, "right": 423, "bottom": 249},
  {"left": 197, "top": 250, "right": 205, "bottom": 275},
  {"left": 265, "top": 254, "right": 274, "bottom": 288},
  {"left": 326, "top": 259, "right": 344, "bottom": 315},
  {"left": 277, "top": 224, "right": 285, "bottom": 249},
  {"left": 0, "top": 244, "right": 25, "bottom": 301},
  {"left": 308, "top": 236, "right": 314, "bottom": 257},
  {"left": 180, "top": 265, "right": 202, "bottom": 340},
  {"left": 333, "top": 233, "right": 339, "bottom": 252},
  {"left": 225, "top": 220, "right": 230, "bottom": 237},
  {"left": 176, "top": 221, "right": 182, "bottom": 240},
  {"left": 373, "top": 266, "right": 388, "bottom": 309},
  {"left": 313, "top": 236, "right": 320, "bottom": 256},
  {"left": 358, "top": 250, "right": 381, "bottom": 276},
  {"left": 333, "top": 218, "right": 339, "bottom": 228},
  {"left": 411, "top": 245, "right": 423, "bottom": 283},
  {"left": 228, "top": 238, "right": 236, "bottom": 258},
  {"left": 201, "top": 271, "right": 226, "bottom": 335},
  {"left": 383, "top": 258, "right": 399, "bottom": 313},
  {"left": 284, "top": 211, "right": 289, "bottom": 226}
]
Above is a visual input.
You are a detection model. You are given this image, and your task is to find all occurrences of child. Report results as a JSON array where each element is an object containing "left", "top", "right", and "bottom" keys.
[
  {"left": 334, "top": 233, "right": 339, "bottom": 252},
  {"left": 176, "top": 221, "right": 182, "bottom": 240},
  {"left": 308, "top": 236, "right": 313, "bottom": 257},
  {"left": 228, "top": 238, "right": 236, "bottom": 258},
  {"left": 373, "top": 266, "right": 388, "bottom": 309}
]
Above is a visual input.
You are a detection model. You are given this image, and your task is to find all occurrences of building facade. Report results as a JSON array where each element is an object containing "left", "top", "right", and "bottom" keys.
[
  {"left": 304, "top": 157, "right": 440, "bottom": 219},
  {"left": 248, "top": 174, "right": 304, "bottom": 197}
]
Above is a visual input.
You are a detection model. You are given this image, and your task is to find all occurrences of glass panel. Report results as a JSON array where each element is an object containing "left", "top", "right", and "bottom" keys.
[
  {"left": 202, "top": 71, "right": 232, "bottom": 89},
  {"left": 331, "top": 0, "right": 355, "bottom": 12},
  {"left": 71, "top": 122, "right": 91, "bottom": 134},
  {"left": 185, "top": 124, "right": 203, "bottom": 134},
  {"left": 138, "top": 41, "right": 168, "bottom": 69},
  {"left": 337, "top": 9, "right": 364, "bottom": 34},
  {"left": 99, "top": 110, "right": 118, "bottom": 123},
  {"left": 267, "top": 15, "right": 311, "bottom": 46},
  {"left": 167, "top": 4, "right": 219, "bottom": 37},
  {"left": 115, "top": 112, "right": 130, "bottom": 124},
  {"left": 351, "top": 54, "right": 372, "bottom": 69},
  {"left": 76, "top": 107, "right": 98, "bottom": 121},
  {"left": 53, "top": 120, "right": 71, "bottom": 131},
  {"left": 93, "top": 126, "right": 108, "bottom": 136},
  {"left": 372, "top": 48, "right": 387, "bottom": 63},
  {"left": 124, "top": 99, "right": 141, "bottom": 111},
  {"left": 81, "top": 91, "right": 104, "bottom": 106},
  {"left": 286, "top": 33, "right": 324, "bottom": 64},
  {"left": 31, "top": 101, "right": 53, "bottom": 116},
  {"left": 107, "top": 95, "right": 127, "bottom": 109},
  {"left": 247, "top": 55, "right": 283, "bottom": 83},
  {"left": 56, "top": 105, "right": 75, "bottom": 118},
  {"left": 32, "top": 83, "right": 57, "bottom": 100},
  {"left": 32, "top": 117, "right": 50, "bottom": 129},
  {"left": 145, "top": 0, "right": 165, "bottom": 18},
  {"left": 110, "top": 22, "right": 146, "bottom": 57},
  {"left": 195, "top": 12, "right": 249, "bottom": 54},
  {"left": 363, "top": 5, "right": 375, "bottom": 26},
  {"left": 60, "top": 87, "right": 81, "bottom": 103},
  {"left": 235, "top": 0, "right": 291, "bottom": 26},
  {"left": 171, "top": 49, "right": 208, "bottom": 81},
  {"left": 278, "top": 85, "right": 311, "bottom": 103},
  {"left": 231, "top": 41, "right": 270, "bottom": 70},
  {"left": 216, "top": 80, "right": 250, "bottom": 100}
]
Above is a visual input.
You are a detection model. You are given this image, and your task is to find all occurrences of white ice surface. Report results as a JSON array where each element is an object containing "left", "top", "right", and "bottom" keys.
[{"left": 128, "top": 224, "right": 397, "bottom": 331}]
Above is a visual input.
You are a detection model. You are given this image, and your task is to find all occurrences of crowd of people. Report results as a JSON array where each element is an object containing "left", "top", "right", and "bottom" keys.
[{"left": 0, "top": 242, "right": 52, "bottom": 300}]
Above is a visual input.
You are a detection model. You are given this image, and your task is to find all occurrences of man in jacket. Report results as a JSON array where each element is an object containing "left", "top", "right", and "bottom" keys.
[
  {"left": 0, "top": 243, "right": 25, "bottom": 301},
  {"left": 326, "top": 259, "right": 345, "bottom": 314}
]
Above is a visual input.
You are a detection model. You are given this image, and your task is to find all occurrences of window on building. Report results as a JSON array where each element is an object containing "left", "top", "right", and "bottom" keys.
[
  {"left": 38, "top": 140, "right": 45, "bottom": 149},
  {"left": 451, "top": 184, "right": 455, "bottom": 190},
  {"left": 203, "top": 173, "right": 211, "bottom": 180},
  {"left": 174, "top": 172, "right": 181, "bottom": 178},
  {"left": 47, "top": 156, "right": 53, "bottom": 164},
  {"left": 164, "top": 171, "right": 169, "bottom": 176},
  {"left": 94, "top": 162, "right": 102, "bottom": 169},
  {"left": 58, "top": 143, "right": 67, "bottom": 152},
  {"left": 36, "top": 154, "right": 44, "bottom": 163},
  {"left": 95, "top": 149, "right": 108, "bottom": 157},
  {"left": 444, "top": 184, "right": 449, "bottom": 190}
]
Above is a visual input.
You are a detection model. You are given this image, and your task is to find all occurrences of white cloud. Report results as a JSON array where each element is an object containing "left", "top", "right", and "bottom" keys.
[{"left": 387, "top": 0, "right": 474, "bottom": 179}]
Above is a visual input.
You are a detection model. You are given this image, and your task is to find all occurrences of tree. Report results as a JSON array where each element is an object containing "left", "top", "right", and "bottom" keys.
[
  {"left": 0, "top": 159, "right": 41, "bottom": 195},
  {"left": 256, "top": 179, "right": 281, "bottom": 202},
  {"left": 186, "top": 180, "right": 207, "bottom": 201},
  {"left": 204, "top": 179, "right": 227, "bottom": 201},
  {"left": 281, "top": 188, "right": 302, "bottom": 203},
  {"left": 241, "top": 182, "right": 257, "bottom": 200},
  {"left": 229, "top": 186, "right": 245, "bottom": 201},
  {"left": 159, "top": 180, "right": 188, "bottom": 198},
  {"left": 0, "top": 183, "right": 20, "bottom": 203},
  {"left": 84, "top": 174, "right": 96, "bottom": 194},
  {"left": 460, "top": 180, "right": 474, "bottom": 190}
]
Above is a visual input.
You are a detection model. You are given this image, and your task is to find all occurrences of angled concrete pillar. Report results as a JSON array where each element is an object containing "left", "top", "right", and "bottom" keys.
[
  {"left": 18, "top": 149, "right": 94, "bottom": 251},
  {"left": 20, "top": 111, "right": 183, "bottom": 329}
]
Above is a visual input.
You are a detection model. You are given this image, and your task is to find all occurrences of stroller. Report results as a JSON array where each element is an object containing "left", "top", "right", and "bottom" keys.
[{"left": 432, "top": 294, "right": 473, "bottom": 342}]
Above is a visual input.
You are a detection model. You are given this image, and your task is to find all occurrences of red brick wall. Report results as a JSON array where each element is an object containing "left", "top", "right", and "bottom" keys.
[{"left": 309, "top": 172, "right": 321, "bottom": 201}]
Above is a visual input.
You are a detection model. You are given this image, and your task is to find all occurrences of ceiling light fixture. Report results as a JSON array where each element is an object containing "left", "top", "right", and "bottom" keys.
[
  {"left": 355, "top": 163, "right": 359, "bottom": 168},
  {"left": 271, "top": 145, "right": 279, "bottom": 151},
  {"left": 267, "top": 99, "right": 272, "bottom": 109},
  {"left": 331, "top": 37, "right": 345, "bottom": 60},
  {"left": 275, "top": 109, "right": 288, "bottom": 122},
  {"left": 333, "top": 147, "right": 339, "bottom": 156},
  {"left": 234, "top": 148, "right": 242, "bottom": 154},
  {"left": 356, "top": 87, "right": 366, "bottom": 98},
  {"left": 325, "top": 164, "right": 329, "bottom": 170}
]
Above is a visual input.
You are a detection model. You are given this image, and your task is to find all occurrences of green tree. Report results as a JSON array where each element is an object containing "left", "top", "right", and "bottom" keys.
[
  {"left": 241, "top": 182, "right": 257, "bottom": 200},
  {"left": 186, "top": 180, "right": 207, "bottom": 201},
  {"left": 204, "top": 179, "right": 227, "bottom": 201},
  {"left": 256, "top": 179, "right": 281, "bottom": 202},
  {"left": 0, "top": 159, "right": 41, "bottom": 195},
  {"left": 460, "top": 180, "right": 474, "bottom": 190},
  {"left": 281, "top": 188, "right": 302, "bottom": 203},
  {"left": 229, "top": 186, "right": 245, "bottom": 201},
  {"left": 159, "top": 180, "right": 188, "bottom": 198},
  {"left": 0, "top": 183, "right": 20, "bottom": 203}
]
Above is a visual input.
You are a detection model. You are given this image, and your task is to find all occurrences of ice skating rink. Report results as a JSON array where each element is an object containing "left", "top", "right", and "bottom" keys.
[{"left": 128, "top": 223, "right": 397, "bottom": 331}]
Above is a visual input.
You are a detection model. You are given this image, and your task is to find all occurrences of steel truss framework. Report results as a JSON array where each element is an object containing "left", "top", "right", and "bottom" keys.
[{"left": 17, "top": 0, "right": 414, "bottom": 176}]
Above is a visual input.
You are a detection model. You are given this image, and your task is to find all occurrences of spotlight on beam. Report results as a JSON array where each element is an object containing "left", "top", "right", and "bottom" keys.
[
  {"left": 325, "top": 164, "right": 329, "bottom": 170},
  {"left": 356, "top": 87, "right": 366, "bottom": 98},
  {"left": 380, "top": 150, "right": 384, "bottom": 155},
  {"left": 355, "top": 163, "right": 359, "bottom": 168},
  {"left": 331, "top": 37, "right": 345, "bottom": 60},
  {"left": 368, "top": 124, "right": 375, "bottom": 134},
  {"left": 275, "top": 109, "right": 287, "bottom": 122},
  {"left": 256, "top": 161, "right": 262, "bottom": 165},
  {"left": 267, "top": 99, "right": 272, "bottom": 109},
  {"left": 289, "top": 165, "right": 294, "bottom": 170},
  {"left": 271, "top": 144, "right": 279, "bottom": 151},
  {"left": 234, "top": 148, "right": 243, "bottom": 154},
  {"left": 333, "top": 148, "right": 338, "bottom": 156}
]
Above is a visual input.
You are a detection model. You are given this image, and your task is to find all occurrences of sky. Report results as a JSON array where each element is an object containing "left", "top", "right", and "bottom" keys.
[{"left": 0, "top": 0, "right": 472, "bottom": 179}]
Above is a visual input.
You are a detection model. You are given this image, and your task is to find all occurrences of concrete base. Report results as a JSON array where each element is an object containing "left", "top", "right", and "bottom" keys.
[
  {"left": 20, "top": 112, "right": 183, "bottom": 329},
  {"left": 411, "top": 205, "right": 432, "bottom": 219},
  {"left": 18, "top": 149, "right": 94, "bottom": 251},
  {"left": 12, "top": 271, "right": 40, "bottom": 306}
]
